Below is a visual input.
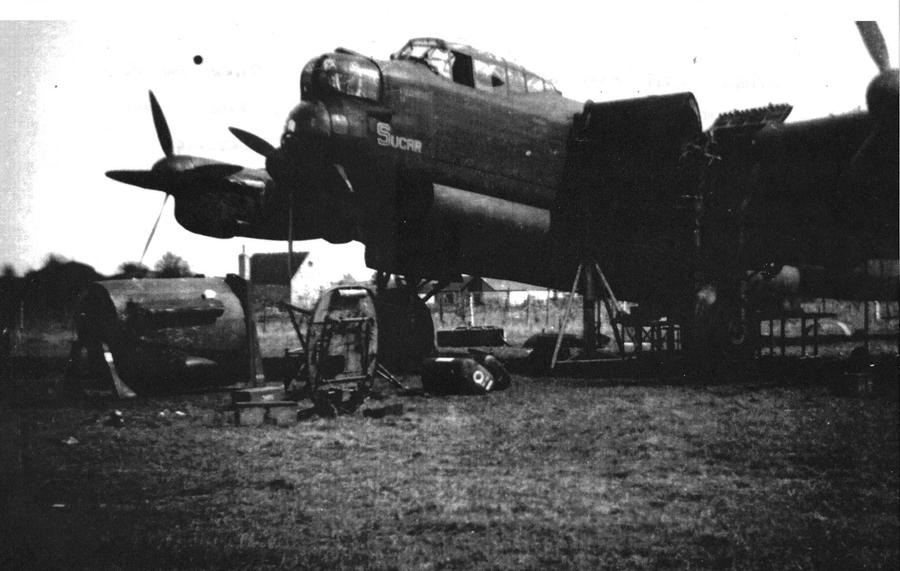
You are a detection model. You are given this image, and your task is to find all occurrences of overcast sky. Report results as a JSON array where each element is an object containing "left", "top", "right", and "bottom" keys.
[{"left": 1, "top": 0, "right": 897, "bottom": 278}]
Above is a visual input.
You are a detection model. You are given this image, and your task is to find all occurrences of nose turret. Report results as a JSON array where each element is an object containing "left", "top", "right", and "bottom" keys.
[
  {"left": 299, "top": 51, "right": 382, "bottom": 102},
  {"left": 281, "top": 100, "right": 332, "bottom": 147}
]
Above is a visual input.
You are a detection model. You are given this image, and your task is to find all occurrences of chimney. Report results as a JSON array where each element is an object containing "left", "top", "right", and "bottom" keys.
[{"left": 238, "top": 245, "right": 249, "bottom": 280}]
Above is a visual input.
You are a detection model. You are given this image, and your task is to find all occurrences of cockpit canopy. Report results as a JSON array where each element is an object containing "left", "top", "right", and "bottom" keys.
[{"left": 392, "top": 37, "right": 559, "bottom": 95}]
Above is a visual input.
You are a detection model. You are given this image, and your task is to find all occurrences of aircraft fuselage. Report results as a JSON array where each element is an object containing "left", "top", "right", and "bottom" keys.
[
  {"left": 110, "top": 36, "right": 898, "bottom": 310},
  {"left": 267, "top": 40, "right": 587, "bottom": 290}
]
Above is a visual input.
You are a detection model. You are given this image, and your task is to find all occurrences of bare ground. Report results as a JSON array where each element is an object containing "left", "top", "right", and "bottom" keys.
[{"left": 1, "top": 366, "right": 898, "bottom": 570}]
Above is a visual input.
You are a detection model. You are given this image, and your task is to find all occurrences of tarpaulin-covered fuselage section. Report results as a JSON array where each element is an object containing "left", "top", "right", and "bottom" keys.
[
  {"left": 73, "top": 276, "right": 256, "bottom": 393},
  {"left": 555, "top": 93, "right": 704, "bottom": 314}
]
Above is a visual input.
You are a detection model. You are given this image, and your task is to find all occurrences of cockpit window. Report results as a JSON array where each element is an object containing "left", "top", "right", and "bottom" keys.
[
  {"left": 394, "top": 38, "right": 559, "bottom": 95},
  {"left": 525, "top": 73, "right": 545, "bottom": 94},
  {"left": 507, "top": 68, "right": 526, "bottom": 93},
  {"left": 451, "top": 52, "right": 474, "bottom": 87},
  {"left": 473, "top": 58, "right": 505, "bottom": 93},
  {"left": 426, "top": 49, "right": 454, "bottom": 80},
  {"left": 315, "top": 53, "right": 381, "bottom": 100},
  {"left": 395, "top": 43, "right": 454, "bottom": 81}
]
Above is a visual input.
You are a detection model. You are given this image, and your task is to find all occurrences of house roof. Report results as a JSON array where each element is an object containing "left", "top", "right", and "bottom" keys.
[
  {"left": 420, "top": 276, "right": 496, "bottom": 294},
  {"left": 250, "top": 252, "right": 308, "bottom": 286},
  {"left": 481, "top": 278, "right": 547, "bottom": 291}
]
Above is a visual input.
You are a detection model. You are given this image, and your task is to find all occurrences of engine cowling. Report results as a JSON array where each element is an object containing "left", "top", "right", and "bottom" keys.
[{"left": 173, "top": 190, "right": 261, "bottom": 238}]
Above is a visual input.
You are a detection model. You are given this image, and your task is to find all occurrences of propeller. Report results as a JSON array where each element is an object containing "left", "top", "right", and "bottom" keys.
[
  {"left": 106, "top": 91, "right": 244, "bottom": 193},
  {"left": 229, "top": 113, "right": 361, "bottom": 248},
  {"left": 149, "top": 90, "right": 174, "bottom": 158},
  {"left": 106, "top": 90, "right": 244, "bottom": 262},
  {"left": 106, "top": 163, "right": 244, "bottom": 191},
  {"left": 140, "top": 194, "right": 169, "bottom": 265},
  {"left": 229, "top": 125, "right": 297, "bottom": 280},
  {"left": 854, "top": 21, "right": 898, "bottom": 127},
  {"left": 848, "top": 22, "right": 899, "bottom": 173},
  {"left": 228, "top": 122, "right": 359, "bottom": 276},
  {"left": 856, "top": 21, "right": 891, "bottom": 73},
  {"left": 229, "top": 127, "right": 276, "bottom": 158}
]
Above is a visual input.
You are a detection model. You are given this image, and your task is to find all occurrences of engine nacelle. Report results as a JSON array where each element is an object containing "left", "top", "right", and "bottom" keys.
[{"left": 174, "top": 192, "right": 259, "bottom": 239}]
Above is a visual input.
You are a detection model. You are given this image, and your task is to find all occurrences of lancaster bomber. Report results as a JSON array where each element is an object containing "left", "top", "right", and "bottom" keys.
[{"left": 107, "top": 24, "right": 898, "bottom": 364}]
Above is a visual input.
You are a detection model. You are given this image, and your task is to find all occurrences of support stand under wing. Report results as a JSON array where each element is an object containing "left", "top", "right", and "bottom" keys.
[{"left": 550, "top": 259, "right": 625, "bottom": 369}]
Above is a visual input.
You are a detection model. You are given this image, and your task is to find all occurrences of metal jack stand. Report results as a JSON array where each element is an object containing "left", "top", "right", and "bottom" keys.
[{"left": 550, "top": 259, "right": 625, "bottom": 369}]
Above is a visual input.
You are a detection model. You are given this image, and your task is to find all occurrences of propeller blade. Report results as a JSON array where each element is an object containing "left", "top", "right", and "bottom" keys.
[
  {"left": 849, "top": 128, "right": 878, "bottom": 170},
  {"left": 229, "top": 127, "right": 276, "bottom": 158},
  {"left": 106, "top": 169, "right": 166, "bottom": 191},
  {"left": 149, "top": 91, "right": 174, "bottom": 157},
  {"left": 856, "top": 21, "right": 891, "bottom": 72},
  {"left": 140, "top": 193, "right": 170, "bottom": 265},
  {"left": 106, "top": 163, "right": 243, "bottom": 192}
]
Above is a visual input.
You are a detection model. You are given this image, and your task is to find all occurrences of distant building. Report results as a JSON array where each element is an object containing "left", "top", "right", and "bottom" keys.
[
  {"left": 249, "top": 252, "right": 308, "bottom": 287},
  {"left": 481, "top": 278, "right": 552, "bottom": 305},
  {"left": 246, "top": 252, "right": 308, "bottom": 309},
  {"left": 426, "top": 275, "right": 493, "bottom": 295},
  {"left": 424, "top": 276, "right": 551, "bottom": 306},
  {"left": 246, "top": 251, "right": 369, "bottom": 308}
]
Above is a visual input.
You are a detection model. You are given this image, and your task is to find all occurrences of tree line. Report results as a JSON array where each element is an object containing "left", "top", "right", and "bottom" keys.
[{"left": 0, "top": 252, "right": 194, "bottom": 326}]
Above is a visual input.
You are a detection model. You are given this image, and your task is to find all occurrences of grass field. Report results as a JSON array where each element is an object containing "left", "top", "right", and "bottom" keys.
[{"left": 2, "top": 367, "right": 898, "bottom": 570}]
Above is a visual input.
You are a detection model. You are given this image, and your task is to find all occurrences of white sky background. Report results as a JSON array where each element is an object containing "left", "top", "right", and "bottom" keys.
[{"left": 1, "top": 0, "right": 897, "bottom": 278}]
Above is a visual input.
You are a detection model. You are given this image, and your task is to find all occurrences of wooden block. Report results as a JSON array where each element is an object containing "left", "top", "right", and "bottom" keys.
[
  {"left": 232, "top": 385, "right": 286, "bottom": 404},
  {"left": 234, "top": 405, "right": 266, "bottom": 427},
  {"left": 297, "top": 406, "right": 318, "bottom": 422},
  {"left": 362, "top": 402, "right": 404, "bottom": 419},
  {"left": 233, "top": 401, "right": 298, "bottom": 427},
  {"left": 267, "top": 404, "right": 299, "bottom": 427}
]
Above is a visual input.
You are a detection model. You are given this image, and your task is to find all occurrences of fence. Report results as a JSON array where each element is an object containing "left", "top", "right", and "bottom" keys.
[
  {"left": 429, "top": 291, "right": 899, "bottom": 348},
  {"left": 5, "top": 290, "right": 897, "bottom": 358},
  {"left": 429, "top": 290, "right": 615, "bottom": 346}
]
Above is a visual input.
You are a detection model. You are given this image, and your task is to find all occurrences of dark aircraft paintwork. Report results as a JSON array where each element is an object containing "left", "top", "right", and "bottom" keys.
[{"left": 107, "top": 31, "right": 898, "bottom": 335}]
